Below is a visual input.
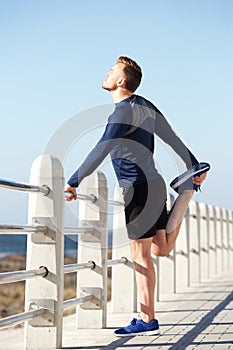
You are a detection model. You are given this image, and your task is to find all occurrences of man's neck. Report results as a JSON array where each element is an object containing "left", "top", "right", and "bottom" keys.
[{"left": 111, "top": 89, "right": 133, "bottom": 103}]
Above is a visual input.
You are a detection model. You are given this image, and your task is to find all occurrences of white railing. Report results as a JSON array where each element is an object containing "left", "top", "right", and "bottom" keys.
[{"left": 0, "top": 154, "right": 232, "bottom": 350}]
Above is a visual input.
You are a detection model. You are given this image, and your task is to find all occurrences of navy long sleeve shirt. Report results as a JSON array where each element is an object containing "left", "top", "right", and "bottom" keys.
[{"left": 68, "top": 95, "right": 198, "bottom": 188}]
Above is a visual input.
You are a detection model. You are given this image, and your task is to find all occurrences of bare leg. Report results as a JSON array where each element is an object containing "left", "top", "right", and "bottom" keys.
[
  {"left": 151, "top": 190, "right": 195, "bottom": 257},
  {"left": 130, "top": 237, "right": 155, "bottom": 322}
]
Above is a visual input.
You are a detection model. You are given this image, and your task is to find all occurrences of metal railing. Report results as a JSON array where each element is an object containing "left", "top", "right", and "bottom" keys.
[
  {"left": 0, "top": 308, "right": 46, "bottom": 330},
  {"left": 0, "top": 178, "right": 50, "bottom": 195},
  {"left": 0, "top": 266, "right": 48, "bottom": 284},
  {"left": 0, "top": 224, "right": 48, "bottom": 234},
  {"left": 106, "top": 257, "right": 128, "bottom": 267},
  {"left": 0, "top": 155, "right": 232, "bottom": 350},
  {"left": 0, "top": 157, "right": 131, "bottom": 350}
]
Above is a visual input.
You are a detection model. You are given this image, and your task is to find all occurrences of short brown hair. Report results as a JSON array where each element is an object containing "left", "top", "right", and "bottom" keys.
[{"left": 117, "top": 56, "right": 142, "bottom": 92}]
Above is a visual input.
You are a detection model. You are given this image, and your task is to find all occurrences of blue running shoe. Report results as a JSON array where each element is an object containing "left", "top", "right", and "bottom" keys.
[
  {"left": 114, "top": 318, "right": 160, "bottom": 337},
  {"left": 170, "top": 162, "right": 210, "bottom": 194}
]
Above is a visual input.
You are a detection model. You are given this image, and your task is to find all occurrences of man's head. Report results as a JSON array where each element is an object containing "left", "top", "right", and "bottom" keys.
[{"left": 102, "top": 56, "right": 142, "bottom": 93}]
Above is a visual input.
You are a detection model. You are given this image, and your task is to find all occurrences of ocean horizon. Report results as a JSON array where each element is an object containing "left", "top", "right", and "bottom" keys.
[
  {"left": 0, "top": 231, "right": 113, "bottom": 258},
  {"left": 0, "top": 235, "right": 78, "bottom": 258}
]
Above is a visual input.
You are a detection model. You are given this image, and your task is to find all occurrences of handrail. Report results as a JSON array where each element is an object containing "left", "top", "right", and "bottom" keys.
[
  {"left": 0, "top": 308, "right": 46, "bottom": 330},
  {"left": 0, "top": 155, "right": 232, "bottom": 348},
  {"left": 0, "top": 224, "right": 101, "bottom": 235},
  {"left": 64, "top": 261, "right": 95, "bottom": 273},
  {"left": 64, "top": 226, "right": 95, "bottom": 234},
  {"left": 0, "top": 178, "right": 50, "bottom": 195},
  {"left": 107, "top": 199, "right": 124, "bottom": 206},
  {"left": 0, "top": 266, "right": 48, "bottom": 285},
  {"left": 0, "top": 224, "right": 48, "bottom": 234},
  {"left": 106, "top": 257, "right": 128, "bottom": 266},
  {"left": 63, "top": 295, "right": 93, "bottom": 309},
  {"left": 64, "top": 192, "right": 123, "bottom": 206},
  {"left": 65, "top": 191, "right": 97, "bottom": 202}
]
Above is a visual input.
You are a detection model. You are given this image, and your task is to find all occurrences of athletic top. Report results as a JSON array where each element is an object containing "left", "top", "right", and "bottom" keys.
[{"left": 68, "top": 95, "right": 198, "bottom": 188}]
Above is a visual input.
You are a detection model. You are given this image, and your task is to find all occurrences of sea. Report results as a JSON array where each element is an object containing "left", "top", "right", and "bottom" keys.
[
  {"left": 0, "top": 235, "right": 78, "bottom": 258},
  {"left": 0, "top": 232, "right": 113, "bottom": 258}
]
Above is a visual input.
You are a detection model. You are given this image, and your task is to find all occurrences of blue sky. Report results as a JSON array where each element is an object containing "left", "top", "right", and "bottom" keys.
[{"left": 0, "top": 0, "right": 233, "bottom": 224}]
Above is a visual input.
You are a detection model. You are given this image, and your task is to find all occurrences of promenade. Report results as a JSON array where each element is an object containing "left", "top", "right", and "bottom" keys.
[{"left": 1, "top": 269, "right": 232, "bottom": 350}]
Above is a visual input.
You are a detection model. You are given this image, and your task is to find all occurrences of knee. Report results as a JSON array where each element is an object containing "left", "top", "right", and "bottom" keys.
[
  {"left": 130, "top": 240, "right": 152, "bottom": 261},
  {"left": 157, "top": 251, "right": 169, "bottom": 257},
  {"left": 151, "top": 246, "right": 172, "bottom": 257}
]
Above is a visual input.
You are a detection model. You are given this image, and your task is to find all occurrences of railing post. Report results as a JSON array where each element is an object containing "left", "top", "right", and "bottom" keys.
[
  {"left": 156, "top": 193, "right": 175, "bottom": 300},
  {"left": 111, "top": 185, "right": 136, "bottom": 313},
  {"left": 174, "top": 202, "right": 189, "bottom": 293},
  {"left": 199, "top": 203, "right": 209, "bottom": 282},
  {"left": 215, "top": 206, "right": 223, "bottom": 274},
  {"left": 221, "top": 208, "right": 229, "bottom": 271},
  {"left": 228, "top": 210, "right": 233, "bottom": 269},
  {"left": 207, "top": 205, "right": 217, "bottom": 276},
  {"left": 24, "top": 155, "right": 64, "bottom": 350},
  {"left": 188, "top": 200, "right": 200, "bottom": 286},
  {"left": 76, "top": 171, "right": 108, "bottom": 328}
]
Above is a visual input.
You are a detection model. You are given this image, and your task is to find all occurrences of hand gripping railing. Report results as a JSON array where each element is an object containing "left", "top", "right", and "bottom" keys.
[
  {"left": 65, "top": 191, "right": 97, "bottom": 202},
  {"left": 0, "top": 178, "right": 99, "bottom": 203},
  {"left": 65, "top": 191, "right": 124, "bottom": 206}
]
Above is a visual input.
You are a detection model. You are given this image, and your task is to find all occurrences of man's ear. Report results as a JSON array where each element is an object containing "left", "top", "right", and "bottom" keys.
[{"left": 117, "top": 77, "right": 127, "bottom": 88}]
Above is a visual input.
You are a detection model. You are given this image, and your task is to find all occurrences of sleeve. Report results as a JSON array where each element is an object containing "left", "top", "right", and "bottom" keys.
[
  {"left": 67, "top": 104, "right": 132, "bottom": 187},
  {"left": 154, "top": 111, "right": 198, "bottom": 168}
]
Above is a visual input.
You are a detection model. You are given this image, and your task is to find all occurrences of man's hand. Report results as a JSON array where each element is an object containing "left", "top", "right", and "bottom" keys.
[
  {"left": 64, "top": 185, "right": 77, "bottom": 201},
  {"left": 193, "top": 172, "right": 208, "bottom": 187}
]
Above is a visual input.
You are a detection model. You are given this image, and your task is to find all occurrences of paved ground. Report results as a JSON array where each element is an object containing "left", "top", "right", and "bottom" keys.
[{"left": 1, "top": 270, "right": 233, "bottom": 350}]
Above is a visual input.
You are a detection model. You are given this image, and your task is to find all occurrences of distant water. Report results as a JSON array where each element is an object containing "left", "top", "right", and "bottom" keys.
[{"left": 0, "top": 235, "right": 78, "bottom": 258}]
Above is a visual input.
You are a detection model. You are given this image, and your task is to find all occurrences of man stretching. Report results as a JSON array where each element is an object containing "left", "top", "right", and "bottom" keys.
[{"left": 65, "top": 56, "right": 209, "bottom": 336}]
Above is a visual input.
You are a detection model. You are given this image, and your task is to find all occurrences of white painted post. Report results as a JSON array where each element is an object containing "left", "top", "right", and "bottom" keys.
[
  {"left": 188, "top": 200, "right": 200, "bottom": 286},
  {"left": 228, "top": 210, "right": 233, "bottom": 269},
  {"left": 76, "top": 171, "right": 108, "bottom": 328},
  {"left": 156, "top": 193, "right": 175, "bottom": 301},
  {"left": 24, "top": 155, "right": 64, "bottom": 350},
  {"left": 215, "top": 206, "right": 223, "bottom": 274},
  {"left": 111, "top": 185, "right": 136, "bottom": 313},
  {"left": 199, "top": 203, "right": 209, "bottom": 282},
  {"left": 221, "top": 208, "right": 229, "bottom": 271},
  {"left": 174, "top": 207, "right": 189, "bottom": 292},
  {"left": 207, "top": 205, "right": 217, "bottom": 276}
]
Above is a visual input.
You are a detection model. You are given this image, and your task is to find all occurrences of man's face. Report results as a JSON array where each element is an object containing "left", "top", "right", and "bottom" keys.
[{"left": 102, "top": 63, "right": 126, "bottom": 91}]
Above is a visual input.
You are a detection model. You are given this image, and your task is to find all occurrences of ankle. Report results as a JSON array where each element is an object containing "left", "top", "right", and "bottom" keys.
[{"left": 140, "top": 314, "right": 154, "bottom": 323}]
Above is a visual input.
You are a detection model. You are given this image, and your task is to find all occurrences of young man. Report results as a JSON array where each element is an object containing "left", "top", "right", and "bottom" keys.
[{"left": 65, "top": 56, "right": 209, "bottom": 336}]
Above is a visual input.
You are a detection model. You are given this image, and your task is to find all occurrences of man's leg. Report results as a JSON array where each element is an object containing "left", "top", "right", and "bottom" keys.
[
  {"left": 130, "top": 237, "right": 155, "bottom": 322},
  {"left": 151, "top": 189, "right": 195, "bottom": 257}
]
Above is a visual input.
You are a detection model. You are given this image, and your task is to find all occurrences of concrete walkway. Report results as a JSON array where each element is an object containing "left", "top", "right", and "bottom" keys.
[{"left": 1, "top": 270, "right": 233, "bottom": 350}]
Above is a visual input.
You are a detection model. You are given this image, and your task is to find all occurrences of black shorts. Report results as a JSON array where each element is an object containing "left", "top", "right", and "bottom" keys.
[{"left": 123, "top": 178, "right": 168, "bottom": 240}]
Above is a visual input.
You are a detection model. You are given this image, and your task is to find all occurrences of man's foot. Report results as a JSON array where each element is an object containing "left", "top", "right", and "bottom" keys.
[
  {"left": 170, "top": 162, "right": 210, "bottom": 194},
  {"left": 114, "top": 318, "right": 160, "bottom": 337}
]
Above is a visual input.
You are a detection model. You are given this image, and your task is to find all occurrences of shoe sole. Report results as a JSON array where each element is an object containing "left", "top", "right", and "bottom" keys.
[
  {"left": 114, "top": 329, "right": 161, "bottom": 337},
  {"left": 171, "top": 163, "right": 210, "bottom": 190}
]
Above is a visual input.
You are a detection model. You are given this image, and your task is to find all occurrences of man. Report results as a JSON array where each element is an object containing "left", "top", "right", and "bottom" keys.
[{"left": 65, "top": 56, "right": 209, "bottom": 336}]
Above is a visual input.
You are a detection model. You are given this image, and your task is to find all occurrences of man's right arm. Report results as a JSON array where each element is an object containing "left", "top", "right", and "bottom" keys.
[{"left": 154, "top": 111, "right": 198, "bottom": 168}]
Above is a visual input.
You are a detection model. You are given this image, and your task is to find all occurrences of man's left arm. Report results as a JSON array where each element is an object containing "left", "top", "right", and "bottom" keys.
[{"left": 65, "top": 109, "right": 131, "bottom": 199}]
